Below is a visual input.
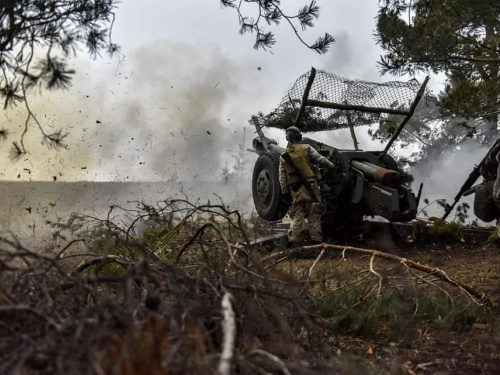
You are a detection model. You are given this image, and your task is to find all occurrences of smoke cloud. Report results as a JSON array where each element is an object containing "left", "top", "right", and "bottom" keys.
[
  {"left": 410, "top": 140, "right": 490, "bottom": 221},
  {"left": 0, "top": 41, "right": 261, "bottom": 183},
  {"left": 0, "top": 41, "right": 266, "bottom": 246}
]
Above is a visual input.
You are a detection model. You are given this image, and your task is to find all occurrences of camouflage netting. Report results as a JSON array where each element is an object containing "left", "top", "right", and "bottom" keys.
[{"left": 258, "top": 69, "right": 424, "bottom": 132}]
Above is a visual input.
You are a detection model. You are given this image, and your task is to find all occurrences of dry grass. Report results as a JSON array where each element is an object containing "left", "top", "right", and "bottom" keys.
[{"left": 0, "top": 199, "right": 498, "bottom": 374}]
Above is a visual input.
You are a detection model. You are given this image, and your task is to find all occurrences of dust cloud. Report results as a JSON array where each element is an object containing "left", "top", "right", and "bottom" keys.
[
  {"left": 410, "top": 140, "right": 491, "bottom": 222},
  {"left": 1, "top": 41, "right": 261, "bottom": 182},
  {"left": 0, "top": 41, "right": 263, "bottom": 247}
]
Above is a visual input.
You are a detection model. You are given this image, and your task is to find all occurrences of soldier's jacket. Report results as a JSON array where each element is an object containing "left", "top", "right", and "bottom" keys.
[
  {"left": 480, "top": 139, "right": 500, "bottom": 181},
  {"left": 474, "top": 138, "right": 500, "bottom": 222},
  {"left": 279, "top": 143, "right": 335, "bottom": 196}
]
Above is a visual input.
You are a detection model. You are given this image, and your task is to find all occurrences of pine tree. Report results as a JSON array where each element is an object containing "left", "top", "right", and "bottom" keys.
[
  {"left": 220, "top": 0, "right": 334, "bottom": 53},
  {"left": 1, "top": 1, "right": 333, "bottom": 156},
  {"left": 0, "top": 0, "right": 119, "bottom": 155},
  {"left": 376, "top": 0, "right": 500, "bottom": 142}
]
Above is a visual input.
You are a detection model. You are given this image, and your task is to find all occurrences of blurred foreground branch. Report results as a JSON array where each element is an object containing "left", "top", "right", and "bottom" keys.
[{"left": 0, "top": 199, "right": 492, "bottom": 374}]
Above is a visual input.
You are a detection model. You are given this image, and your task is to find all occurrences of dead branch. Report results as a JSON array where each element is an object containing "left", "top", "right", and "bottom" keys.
[
  {"left": 369, "top": 254, "right": 384, "bottom": 297},
  {"left": 218, "top": 293, "right": 236, "bottom": 375},
  {"left": 300, "top": 243, "right": 493, "bottom": 307},
  {"left": 0, "top": 200, "right": 495, "bottom": 375},
  {"left": 54, "top": 239, "right": 86, "bottom": 259},
  {"left": 248, "top": 350, "right": 292, "bottom": 375},
  {"left": 75, "top": 255, "right": 126, "bottom": 273}
]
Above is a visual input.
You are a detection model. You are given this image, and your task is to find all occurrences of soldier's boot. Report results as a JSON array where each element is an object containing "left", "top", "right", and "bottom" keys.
[{"left": 287, "top": 229, "right": 304, "bottom": 248}]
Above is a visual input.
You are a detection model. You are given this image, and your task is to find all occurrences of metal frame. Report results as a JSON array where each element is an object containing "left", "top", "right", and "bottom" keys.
[{"left": 288, "top": 67, "right": 430, "bottom": 154}]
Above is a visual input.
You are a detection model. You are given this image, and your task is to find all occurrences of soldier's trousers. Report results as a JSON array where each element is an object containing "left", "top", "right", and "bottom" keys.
[
  {"left": 493, "top": 164, "right": 500, "bottom": 236},
  {"left": 288, "top": 184, "right": 323, "bottom": 243},
  {"left": 493, "top": 162, "right": 500, "bottom": 208}
]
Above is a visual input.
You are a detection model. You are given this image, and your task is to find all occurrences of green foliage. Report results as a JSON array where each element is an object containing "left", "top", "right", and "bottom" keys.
[
  {"left": 83, "top": 262, "right": 125, "bottom": 278},
  {"left": 311, "top": 286, "right": 487, "bottom": 338},
  {"left": 136, "top": 226, "right": 181, "bottom": 260},
  {"left": 2, "top": 1, "right": 332, "bottom": 157},
  {"left": 376, "top": 0, "right": 500, "bottom": 141},
  {"left": 221, "top": 0, "right": 334, "bottom": 53},
  {"left": 484, "top": 228, "right": 500, "bottom": 247},
  {"left": 91, "top": 232, "right": 120, "bottom": 256},
  {"left": 0, "top": 0, "right": 119, "bottom": 155},
  {"left": 419, "top": 199, "right": 470, "bottom": 227},
  {"left": 372, "top": 117, "right": 399, "bottom": 139},
  {"left": 376, "top": 0, "right": 500, "bottom": 75},
  {"left": 428, "top": 218, "right": 463, "bottom": 238},
  {"left": 431, "top": 304, "right": 488, "bottom": 332}
]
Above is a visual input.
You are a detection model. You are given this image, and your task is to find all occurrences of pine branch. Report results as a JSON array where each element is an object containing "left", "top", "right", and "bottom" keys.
[
  {"left": 0, "top": 0, "right": 119, "bottom": 155},
  {"left": 221, "top": 0, "right": 334, "bottom": 53}
]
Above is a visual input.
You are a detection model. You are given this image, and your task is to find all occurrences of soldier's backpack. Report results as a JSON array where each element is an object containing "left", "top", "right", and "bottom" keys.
[{"left": 473, "top": 181, "right": 499, "bottom": 222}]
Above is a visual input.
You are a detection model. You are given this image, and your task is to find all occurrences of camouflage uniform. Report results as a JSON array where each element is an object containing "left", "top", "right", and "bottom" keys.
[
  {"left": 475, "top": 139, "right": 500, "bottom": 235},
  {"left": 279, "top": 142, "right": 335, "bottom": 244}
]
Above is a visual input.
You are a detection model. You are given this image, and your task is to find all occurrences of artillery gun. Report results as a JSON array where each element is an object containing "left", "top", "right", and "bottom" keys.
[{"left": 250, "top": 68, "right": 428, "bottom": 231}]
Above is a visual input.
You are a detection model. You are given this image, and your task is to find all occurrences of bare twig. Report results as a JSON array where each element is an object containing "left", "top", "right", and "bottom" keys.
[
  {"left": 301, "top": 243, "right": 493, "bottom": 307},
  {"left": 248, "top": 349, "right": 292, "bottom": 375},
  {"left": 218, "top": 293, "right": 236, "bottom": 375}
]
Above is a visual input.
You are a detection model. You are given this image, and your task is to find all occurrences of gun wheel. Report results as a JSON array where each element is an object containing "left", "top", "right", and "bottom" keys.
[{"left": 252, "top": 152, "right": 289, "bottom": 221}]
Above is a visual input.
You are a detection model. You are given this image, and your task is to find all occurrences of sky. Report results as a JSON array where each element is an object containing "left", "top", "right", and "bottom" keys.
[{"left": 0, "top": 0, "right": 439, "bottom": 182}]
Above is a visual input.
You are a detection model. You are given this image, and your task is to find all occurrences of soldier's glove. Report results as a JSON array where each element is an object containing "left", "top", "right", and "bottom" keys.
[{"left": 282, "top": 192, "right": 292, "bottom": 205}]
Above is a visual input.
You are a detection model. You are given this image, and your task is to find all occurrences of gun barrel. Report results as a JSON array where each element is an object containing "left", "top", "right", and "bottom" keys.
[{"left": 351, "top": 160, "right": 401, "bottom": 187}]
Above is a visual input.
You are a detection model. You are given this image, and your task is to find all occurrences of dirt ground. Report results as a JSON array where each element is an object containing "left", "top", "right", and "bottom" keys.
[
  {"left": 2, "top": 210, "right": 500, "bottom": 375},
  {"left": 393, "top": 242, "right": 500, "bottom": 374},
  {"left": 287, "top": 230, "right": 500, "bottom": 375}
]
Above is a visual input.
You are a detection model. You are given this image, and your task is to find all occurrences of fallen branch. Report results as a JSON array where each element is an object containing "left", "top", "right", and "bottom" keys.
[
  {"left": 300, "top": 243, "right": 493, "bottom": 308},
  {"left": 248, "top": 349, "right": 292, "bottom": 375},
  {"left": 75, "top": 255, "right": 125, "bottom": 273},
  {"left": 218, "top": 293, "right": 236, "bottom": 375}
]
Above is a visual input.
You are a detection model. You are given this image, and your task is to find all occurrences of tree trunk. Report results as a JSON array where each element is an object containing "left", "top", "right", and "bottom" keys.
[{"left": 483, "top": 17, "right": 500, "bottom": 143}]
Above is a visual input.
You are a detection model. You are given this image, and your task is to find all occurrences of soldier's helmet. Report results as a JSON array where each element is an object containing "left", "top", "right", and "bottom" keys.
[{"left": 285, "top": 126, "right": 302, "bottom": 142}]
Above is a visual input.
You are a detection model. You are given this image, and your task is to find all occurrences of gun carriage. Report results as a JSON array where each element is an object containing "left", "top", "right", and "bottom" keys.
[{"left": 250, "top": 68, "right": 429, "bottom": 231}]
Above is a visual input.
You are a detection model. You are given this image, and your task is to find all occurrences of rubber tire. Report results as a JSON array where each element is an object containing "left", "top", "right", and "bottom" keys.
[{"left": 252, "top": 152, "right": 290, "bottom": 221}]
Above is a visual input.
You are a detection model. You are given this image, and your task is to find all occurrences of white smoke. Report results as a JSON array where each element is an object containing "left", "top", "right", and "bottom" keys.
[{"left": 410, "top": 140, "right": 490, "bottom": 222}]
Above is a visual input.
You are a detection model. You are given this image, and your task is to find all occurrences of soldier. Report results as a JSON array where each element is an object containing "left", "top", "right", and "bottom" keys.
[
  {"left": 279, "top": 126, "right": 336, "bottom": 246},
  {"left": 474, "top": 139, "right": 500, "bottom": 234}
]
